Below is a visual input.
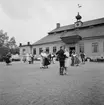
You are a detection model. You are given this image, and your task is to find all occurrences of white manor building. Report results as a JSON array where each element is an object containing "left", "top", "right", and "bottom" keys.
[{"left": 19, "top": 13, "right": 104, "bottom": 59}]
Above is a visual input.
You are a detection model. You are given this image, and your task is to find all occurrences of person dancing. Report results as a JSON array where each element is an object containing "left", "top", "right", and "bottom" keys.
[
  {"left": 64, "top": 48, "right": 70, "bottom": 75},
  {"left": 56, "top": 46, "right": 66, "bottom": 75}
]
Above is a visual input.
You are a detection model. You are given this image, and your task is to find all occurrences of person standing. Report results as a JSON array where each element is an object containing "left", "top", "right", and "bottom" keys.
[
  {"left": 51, "top": 53, "right": 56, "bottom": 64},
  {"left": 80, "top": 52, "right": 85, "bottom": 64},
  {"left": 28, "top": 53, "right": 32, "bottom": 64},
  {"left": 74, "top": 53, "right": 80, "bottom": 66},
  {"left": 71, "top": 50, "right": 75, "bottom": 66},
  {"left": 56, "top": 46, "right": 66, "bottom": 75},
  {"left": 44, "top": 51, "right": 50, "bottom": 68},
  {"left": 40, "top": 50, "right": 44, "bottom": 68},
  {"left": 31, "top": 54, "right": 34, "bottom": 64},
  {"left": 64, "top": 48, "right": 70, "bottom": 75},
  {"left": 4, "top": 52, "right": 12, "bottom": 65}
]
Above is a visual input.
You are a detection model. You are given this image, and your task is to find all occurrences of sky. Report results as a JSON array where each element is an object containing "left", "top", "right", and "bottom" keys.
[{"left": 0, "top": 0, "right": 104, "bottom": 46}]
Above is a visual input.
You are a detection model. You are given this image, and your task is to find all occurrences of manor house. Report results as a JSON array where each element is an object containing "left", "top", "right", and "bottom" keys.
[{"left": 19, "top": 13, "right": 104, "bottom": 59}]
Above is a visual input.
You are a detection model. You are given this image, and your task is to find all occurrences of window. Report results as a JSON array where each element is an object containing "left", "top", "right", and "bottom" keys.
[
  {"left": 22, "top": 49, "right": 26, "bottom": 55},
  {"left": 53, "top": 46, "right": 57, "bottom": 53},
  {"left": 92, "top": 42, "right": 98, "bottom": 53},
  {"left": 33, "top": 48, "right": 36, "bottom": 55},
  {"left": 79, "top": 43, "right": 84, "bottom": 53},
  {"left": 39, "top": 48, "right": 42, "bottom": 54},
  {"left": 46, "top": 47, "right": 49, "bottom": 53},
  {"left": 23, "top": 49, "right": 26, "bottom": 52}
]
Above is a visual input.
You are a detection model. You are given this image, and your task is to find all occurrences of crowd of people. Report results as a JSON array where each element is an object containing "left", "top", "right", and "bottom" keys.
[
  {"left": 2, "top": 47, "right": 86, "bottom": 76},
  {"left": 39, "top": 46, "right": 86, "bottom": 74},
  {"left": 22, "top": 53, "right": 34, "bottom": 64}
]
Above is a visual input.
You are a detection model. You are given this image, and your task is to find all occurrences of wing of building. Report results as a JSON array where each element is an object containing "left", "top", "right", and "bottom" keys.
[{"left": 19, "top": 14, "right": 104, "bottom": 59}]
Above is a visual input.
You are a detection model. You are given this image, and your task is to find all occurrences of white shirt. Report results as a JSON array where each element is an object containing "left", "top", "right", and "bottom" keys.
[{"left": 64, "top": 51, "right": 69, "bottom": 58}]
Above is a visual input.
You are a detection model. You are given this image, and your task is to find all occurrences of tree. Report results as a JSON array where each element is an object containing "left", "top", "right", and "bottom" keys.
[
  {"left": 0, "top": 29, "right": 19, "bottom": 57},
  {"left": 0, "top": 30, "right": 9, "bottom": 47},
  {"left": 8, "top": 37, "right": 16, "bottom": 49}
]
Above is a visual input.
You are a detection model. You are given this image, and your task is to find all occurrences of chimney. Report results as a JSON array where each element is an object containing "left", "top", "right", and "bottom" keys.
[
  {"left": 56, "top": 23, "right": 60, "bottom": 28},
  {"left": 27, "top": 42, "right": 30, "bottom": 45},
  {"left": 19, "top": 43, "right": 22, "bottom": 47}
]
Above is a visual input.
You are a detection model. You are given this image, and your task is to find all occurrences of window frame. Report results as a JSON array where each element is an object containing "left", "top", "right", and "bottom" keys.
[
  {"left": 39, "top": 48, "right": 42, "bottom": 54},
  {"left": 92, "top": 42, "right": 99, "bottom": 53},
  {"left": 53, "top": 46, "right": 57, "bottom": 53},
  {"left": 33, "top": 48, "right": 36, "bottom": 55},
  {"left": 79, "top": 43, "right": 84, "bottom": 53},
  {"left": 46, "top": 47, "right": 49, "bottom": 53}
]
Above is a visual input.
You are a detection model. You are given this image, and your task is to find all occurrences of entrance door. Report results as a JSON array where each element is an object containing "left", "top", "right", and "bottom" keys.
[{"left": 69, "top": 47, "right": 75, "bottom": 56}]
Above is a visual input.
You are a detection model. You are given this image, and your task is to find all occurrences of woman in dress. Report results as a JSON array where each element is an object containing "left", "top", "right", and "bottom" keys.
[
  {"left": 71, "top": 50, "right": 75, "bottom": 66},
  {"left": 44, "top": 51, "right": 50, "bottom": 68},
  {"left": 40, "top": 50, "right": 44, "bottom": 68},
  {"left": 74, "top": 53, "right": 80, "bottom": 66},
  {"left": 4, "top": 52, "right": 12, "bottom": 65},
  {"left": 64, "top": 48, "right": 70, "bottom": 74}
]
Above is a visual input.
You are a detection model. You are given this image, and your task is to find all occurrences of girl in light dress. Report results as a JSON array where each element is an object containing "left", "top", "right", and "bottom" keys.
[
  {"left": 40, "top": 50, "right": 50, "bottom": 69},
  {"left": 64, "top": 48, "right": 71, "bottom": 74},
  {"left": 40, "top": 50, "right": 45, "bottom": 68}
]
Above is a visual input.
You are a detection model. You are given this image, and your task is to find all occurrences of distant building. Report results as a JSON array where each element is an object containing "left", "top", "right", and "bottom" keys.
[
  {"left": 19, "top": 42, "right": 32, "bottom": 58},
  {"left": 19, "top": 13, "right": 104, "bottom": 59}
]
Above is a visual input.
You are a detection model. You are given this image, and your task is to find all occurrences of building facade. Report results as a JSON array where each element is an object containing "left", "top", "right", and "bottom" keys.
[
  {"left": 19, "top": 14, "right": 104, "bottom": 59},
  {"left": 19, "top": 42, "right": 32, "bottom": 58}
]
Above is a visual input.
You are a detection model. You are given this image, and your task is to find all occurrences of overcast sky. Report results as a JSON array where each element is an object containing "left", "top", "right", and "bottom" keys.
[{"left": 0, "top": 0, "right": 104, "bottom": 45}]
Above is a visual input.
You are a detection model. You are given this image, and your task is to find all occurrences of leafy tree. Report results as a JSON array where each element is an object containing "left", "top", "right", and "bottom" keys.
[
  {"left": 0, "top": 30, "right": 9, "bottom": 47},
  {"left": 0, "top": 29, "right": 19, "bottom": 59},
  {"left": 8, "top": 37, "right": 16, "bottom": 49}
]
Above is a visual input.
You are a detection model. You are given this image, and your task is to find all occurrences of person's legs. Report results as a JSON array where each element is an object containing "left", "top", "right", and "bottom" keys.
[
  {"left": 71, "top": 57, "right": 74, "bottom": 66},
  {"left": 59, "top": 61, "right": 63, "bottom": 75},
  {"left": 61, "top": 61, "right": 65, "bottom": 75},
  {"left": 83, "top": 58, "right": 85, "bottom": 64}
]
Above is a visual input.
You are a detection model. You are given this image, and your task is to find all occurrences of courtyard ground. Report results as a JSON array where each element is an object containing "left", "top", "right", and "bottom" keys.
[{"left": 0, "top": 61, "right": 104, "bottom": 105}]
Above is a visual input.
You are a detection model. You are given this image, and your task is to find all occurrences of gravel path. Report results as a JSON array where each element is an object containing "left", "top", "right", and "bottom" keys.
[{"left": 0, "top": 61, "right": 104, "bottom": 105}]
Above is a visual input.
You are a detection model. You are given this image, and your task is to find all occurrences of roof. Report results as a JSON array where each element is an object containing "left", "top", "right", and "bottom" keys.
[
  {"left": 49, "top": 17, "right": 104, "bottom": 34},
  {"left": 61, "top": 25, "right": 104, "bottom": 38},
  {"left": 19, "top": 45, "right": 32, "bottom": 47},
  {"left": 33, "top": 17, "right": 104, "bottom": 46},
  {"left": 33, "top": 33, "right": 63, "bottom": 45}
]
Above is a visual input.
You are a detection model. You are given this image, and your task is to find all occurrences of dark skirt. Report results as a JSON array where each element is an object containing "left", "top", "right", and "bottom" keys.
[
  {"left": 5, "top": 57, "right": 11, "bottom": 64},
  {"left": 44, "top": 58, "right": 50, "bottom": 66},
  {"left": 74, "top": 56, "right": 80, "bottom": 65}
]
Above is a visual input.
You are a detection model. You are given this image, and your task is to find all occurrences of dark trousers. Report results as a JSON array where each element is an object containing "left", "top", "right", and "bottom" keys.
[
  {"left": 59, "top": 60, "right": 65, "bottom": 75},
  {"left": 71, "top": 58, "right": 74, "bottom": 66},
  {"left": 81, "top": 57, "right": 85, "bottom": 63}
]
